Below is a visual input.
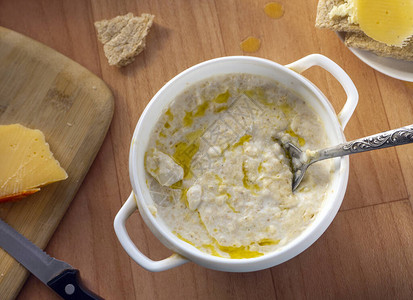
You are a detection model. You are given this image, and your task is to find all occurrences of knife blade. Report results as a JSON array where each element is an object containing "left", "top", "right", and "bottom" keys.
[{"left": 0, "top": 218, "right": 103, "bottom": 300}]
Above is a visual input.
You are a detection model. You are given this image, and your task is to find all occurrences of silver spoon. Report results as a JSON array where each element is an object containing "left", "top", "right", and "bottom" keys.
[{"left": 282, "top": 125, "right": 413, "bottom": 192}]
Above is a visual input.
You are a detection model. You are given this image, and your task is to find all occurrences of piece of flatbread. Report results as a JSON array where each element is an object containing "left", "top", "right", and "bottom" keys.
[
  {"left": 95, "top": 13, "right": 154, "bottom": 67},
  {"left": 345, "top": 32, "right": 413, "bottom": 61},
  {"left": 315, "top": 0, "right": 361, "bottom": 32}
]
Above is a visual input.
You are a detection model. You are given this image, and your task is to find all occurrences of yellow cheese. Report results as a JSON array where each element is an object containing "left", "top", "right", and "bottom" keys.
[
  {"left": 328, "top": 0, "right": 413, "bottom": 46},
  {"left": 356, "top": 0, "right": 413, "bottom": 46},
  {"left": 0, "top": 124, "right": 68, "bottom": 202}
]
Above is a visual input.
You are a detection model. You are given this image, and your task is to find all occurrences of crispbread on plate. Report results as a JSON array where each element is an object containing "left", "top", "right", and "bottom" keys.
[
  {"left": 345, "top": 32, "right": 413, "bottom": 62},
  {"left": 316, "top": 0, "right": 413, "bottom": 62},
  {"left": 315, "top": 0, "right": 361, "bottom": 32}
]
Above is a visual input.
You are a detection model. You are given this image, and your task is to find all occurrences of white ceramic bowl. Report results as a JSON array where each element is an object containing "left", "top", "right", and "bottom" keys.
[{"left": 114, "top": 54, "right": 358, "bottom": 272}]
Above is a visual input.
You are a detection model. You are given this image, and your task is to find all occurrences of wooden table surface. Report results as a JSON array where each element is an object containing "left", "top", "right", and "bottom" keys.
[{"left": 1, "top": 0, "right": 413, "bottom": 299}]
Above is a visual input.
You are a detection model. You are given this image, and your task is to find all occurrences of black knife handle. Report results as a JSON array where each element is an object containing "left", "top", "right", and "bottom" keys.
[{"left": 47, "top": 269, "right": 103, "bottom": 300}]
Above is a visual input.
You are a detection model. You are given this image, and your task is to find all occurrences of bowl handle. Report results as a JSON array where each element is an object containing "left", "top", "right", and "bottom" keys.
[
  {"left": 114, "top": 192, "right": 189, "bottom": 272},
  {"left": 285, "top": 54, "right": 358, "bottom": 129}
]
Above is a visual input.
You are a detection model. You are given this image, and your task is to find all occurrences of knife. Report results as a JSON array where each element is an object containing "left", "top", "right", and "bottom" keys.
[{"left": 0, "top": 218, "right": 103, "bottom": 299}]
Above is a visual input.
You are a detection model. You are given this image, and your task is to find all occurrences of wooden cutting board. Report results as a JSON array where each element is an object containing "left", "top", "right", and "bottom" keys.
[{"left": 0, "top": 26, "right": 114, "bottom": 299}]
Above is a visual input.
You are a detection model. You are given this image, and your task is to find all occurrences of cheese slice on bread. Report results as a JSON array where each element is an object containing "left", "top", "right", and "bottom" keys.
[{"left": 316, "top": 0, "right": 413, "bottom": 61}]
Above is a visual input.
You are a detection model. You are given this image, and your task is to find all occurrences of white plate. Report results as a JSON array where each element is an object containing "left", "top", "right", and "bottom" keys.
[{"left": 337, "top": 32, "right": 413, "bottom": 82}]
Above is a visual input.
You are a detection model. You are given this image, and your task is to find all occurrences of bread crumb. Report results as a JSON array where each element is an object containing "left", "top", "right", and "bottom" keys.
[{"left": 94, "top": 13, "right": 154, "bottom": 67}]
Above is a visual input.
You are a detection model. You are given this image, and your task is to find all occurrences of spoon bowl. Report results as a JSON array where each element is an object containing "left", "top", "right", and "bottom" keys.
[{"left": 284, "top": 124, "right": 413, "bottom": 192}]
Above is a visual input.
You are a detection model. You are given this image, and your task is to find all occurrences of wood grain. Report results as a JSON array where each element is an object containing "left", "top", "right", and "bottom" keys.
[
  {"left": 0, "top": 26, "right": 114, "bottom": 299},
  {"left": 0, "top": 0, "right": 412, "bottom": 299}
]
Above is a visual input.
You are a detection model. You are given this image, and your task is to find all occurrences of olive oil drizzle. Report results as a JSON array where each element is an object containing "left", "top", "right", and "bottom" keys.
[
  {"left": 240, "top": 37, "right": 261, "bottom": 53},
  {"left": 264, "top": 2, "right": 284, "bottom": 19}
]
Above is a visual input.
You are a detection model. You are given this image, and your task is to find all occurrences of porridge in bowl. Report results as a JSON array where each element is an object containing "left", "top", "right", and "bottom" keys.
[{"left": 144, "top": 73, "right": 333, "bottom": 259}]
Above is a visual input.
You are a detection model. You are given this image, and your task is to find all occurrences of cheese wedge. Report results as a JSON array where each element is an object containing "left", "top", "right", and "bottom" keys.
[
  {"left": 0, "top": 124, "right": 68, "bottom": 202},
  {"left": 356, "top": 0, "right": 413, "bottom": 47}
]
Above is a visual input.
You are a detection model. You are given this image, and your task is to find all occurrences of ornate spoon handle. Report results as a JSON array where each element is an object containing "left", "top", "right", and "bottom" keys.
[{"left": 312, "top": 125, "right": 413, "bottom": 163}]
